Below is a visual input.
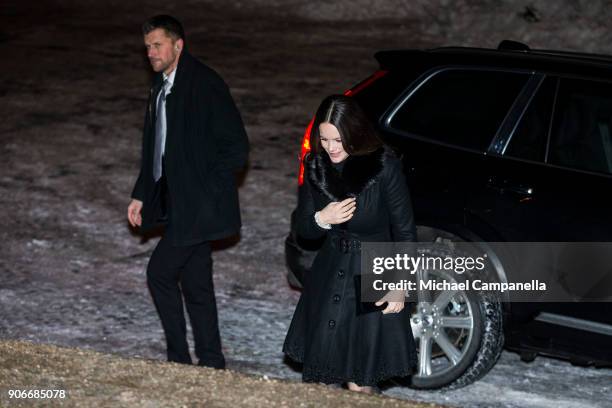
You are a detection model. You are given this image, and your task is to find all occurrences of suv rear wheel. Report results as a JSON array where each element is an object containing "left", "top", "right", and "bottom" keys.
[{"left": 407, "top": 238, "right": 504, "bottom": 389}]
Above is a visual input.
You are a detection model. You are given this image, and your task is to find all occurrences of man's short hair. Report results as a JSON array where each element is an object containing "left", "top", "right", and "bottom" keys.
[{"left": 142, "top": 15, "right": 185, "bottom": 42}]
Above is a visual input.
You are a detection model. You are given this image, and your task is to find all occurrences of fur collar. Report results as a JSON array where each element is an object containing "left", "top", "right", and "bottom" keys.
[{"left": 307, "top": 147, "right": 386, "bottom": 201}]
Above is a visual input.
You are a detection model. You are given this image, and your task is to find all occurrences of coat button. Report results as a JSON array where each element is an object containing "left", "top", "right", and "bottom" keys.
[
  {"left": 328, "top": 319, "right": 336, "bottom": 328},
  {"left": 333, "top": 294, "right": 341, "bottom": 303},
  {"left": 337, "top": 269, "right": 345, "bottom": 278}
]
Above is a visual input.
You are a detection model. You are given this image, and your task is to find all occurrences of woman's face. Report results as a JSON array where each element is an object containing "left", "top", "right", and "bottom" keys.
[{"left": 319, "top": 122, "right": 349, "bottom": 163}]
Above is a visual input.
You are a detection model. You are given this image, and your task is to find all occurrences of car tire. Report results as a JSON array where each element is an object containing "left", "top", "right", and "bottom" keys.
[
  {"left": 407, "top": 244, "right": 504, "bottom": 390},
  {"left": 411, "top": 292, "right": 504, "bottom": 389}
]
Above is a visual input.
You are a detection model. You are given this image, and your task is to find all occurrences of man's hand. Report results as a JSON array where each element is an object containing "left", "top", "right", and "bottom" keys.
[
  {"left": 318, "top": 197, "right": 356, "bottom": 225},
  {"left": 127, "top": 199, "right": 143, "bottom": 227},
  {"left": 375, "top": 290, "right": 406, "bottom": 314}
]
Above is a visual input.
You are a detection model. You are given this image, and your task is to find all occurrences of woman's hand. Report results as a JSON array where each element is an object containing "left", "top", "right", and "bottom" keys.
[
  {"left": 375, "top": 290, "right": 406, "bottom": 314},
  {"left": 318, "top": 197, "right": 356, "bottom": 225}
]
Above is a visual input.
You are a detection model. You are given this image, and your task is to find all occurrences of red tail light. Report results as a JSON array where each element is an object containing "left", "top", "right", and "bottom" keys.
[
  {"left": 298, "top": 118, "right": 314, "bottom": 186},
  {"left": 297, "top": 70, "right": 388, "bottom": 186}
]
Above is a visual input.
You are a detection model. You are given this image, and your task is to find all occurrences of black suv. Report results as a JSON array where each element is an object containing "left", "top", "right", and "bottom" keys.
[{"left": 285, "top": 41, "right": 612, "bottom": 389}]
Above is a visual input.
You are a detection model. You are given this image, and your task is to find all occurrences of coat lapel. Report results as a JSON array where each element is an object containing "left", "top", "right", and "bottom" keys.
[
  {"left": 308, "top": 148, "right": 386, "bottom": 201},
  {"left": 149, "top": 75, "right": 164, "bottom": 126}
]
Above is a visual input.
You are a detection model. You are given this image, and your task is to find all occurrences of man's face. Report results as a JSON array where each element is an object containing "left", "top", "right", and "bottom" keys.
[{"left": 144, "top": 28, "right": 183, "bottom": 74}]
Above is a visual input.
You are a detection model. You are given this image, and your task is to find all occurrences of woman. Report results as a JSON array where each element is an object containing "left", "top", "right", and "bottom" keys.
[{"left": 283, "top": 94, "right": 418, "bottom": 393}]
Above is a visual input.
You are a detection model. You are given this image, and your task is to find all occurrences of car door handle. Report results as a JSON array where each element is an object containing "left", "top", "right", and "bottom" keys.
[
  {"left": 487, "top": 178, "right": 534, "bottom": 196},
  {"left": 508, "top": 185, "right": 534, "bottom": 195}
]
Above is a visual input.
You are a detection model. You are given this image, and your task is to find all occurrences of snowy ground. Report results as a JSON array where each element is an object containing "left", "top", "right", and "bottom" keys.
[{"left": 1, "top": 1, "right": 611, "bottom": 407}]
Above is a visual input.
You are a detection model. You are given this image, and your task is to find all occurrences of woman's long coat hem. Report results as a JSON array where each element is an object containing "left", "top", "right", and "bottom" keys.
[{"left": 283, "top": 147, "right": 418, "bottom": 386}]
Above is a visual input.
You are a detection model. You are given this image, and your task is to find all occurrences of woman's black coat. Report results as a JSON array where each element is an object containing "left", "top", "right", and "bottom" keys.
[
  {"left": 131, "top": 51, "right": 249, "bottom": 245},
  {"left": 283, "top": 147, "right": 418, "bottom": 386}
]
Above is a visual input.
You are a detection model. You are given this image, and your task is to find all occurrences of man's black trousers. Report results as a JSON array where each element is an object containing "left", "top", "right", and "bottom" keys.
[{"left": 146, "top": 235, "right": 225, "bottom": 368}]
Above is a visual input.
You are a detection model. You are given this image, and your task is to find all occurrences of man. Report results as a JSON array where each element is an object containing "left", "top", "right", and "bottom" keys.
[{"left": 127, "top": 15, "right": 249, "bottom": 368}]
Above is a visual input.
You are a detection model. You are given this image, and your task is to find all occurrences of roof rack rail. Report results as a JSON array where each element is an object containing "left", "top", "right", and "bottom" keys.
[{"left": 531, "top": 49, "right": 612, "bottom": 62}]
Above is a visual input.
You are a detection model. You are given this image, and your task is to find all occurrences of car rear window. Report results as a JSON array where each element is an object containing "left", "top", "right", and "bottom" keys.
[
  {"left": 352, "top": 70, "right": 419, "bottom": 125},
  {"left": 388, "top": 69, "right": 530, "bottom": 151},
  {"left": 547, "top": 78, "right": 612, "bottom": 175}
]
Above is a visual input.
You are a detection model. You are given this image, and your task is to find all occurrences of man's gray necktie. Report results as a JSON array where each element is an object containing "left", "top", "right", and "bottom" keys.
[{"left": 153, "top": 79, "right": 168, "bottom": 182}]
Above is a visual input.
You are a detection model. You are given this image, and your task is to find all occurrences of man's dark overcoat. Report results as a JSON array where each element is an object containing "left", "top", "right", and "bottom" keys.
[{"left": 132, "top": 51, "right": 249, "bottom": 246}]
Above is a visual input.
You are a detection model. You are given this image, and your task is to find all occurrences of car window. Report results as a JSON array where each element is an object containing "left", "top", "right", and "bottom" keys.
[
  {"left": 548, "top": 78, "right": 612, "bottom": 174},
  {"left": 505, "top": 77, "right": 557, "bottom": 162},
  {"left": 388, "top": 69, "right": 529, "bottom": 151},
  {"left": 353, "top": 71, "right": 420, "bottom": 124}
]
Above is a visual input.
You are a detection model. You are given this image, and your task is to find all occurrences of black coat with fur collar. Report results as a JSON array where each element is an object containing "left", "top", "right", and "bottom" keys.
[
  {"left": 283, "top": 147, "right": 417, "bottom": 386},
  {"left": 297, "top": 147, "right": 416, "bottom": 241}
]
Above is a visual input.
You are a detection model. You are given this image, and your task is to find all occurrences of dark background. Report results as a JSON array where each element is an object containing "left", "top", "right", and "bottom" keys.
[{"left": 1, "top": 1, "right": 611, "bottom": 406}]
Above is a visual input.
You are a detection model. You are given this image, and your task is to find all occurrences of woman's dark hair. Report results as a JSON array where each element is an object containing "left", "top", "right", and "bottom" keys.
[
  {"left": 310, "top": 95, "right": 382, "bottom": 156},
  {"left": 142, "top": 15, "right": 185, "bottom": 42}
]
